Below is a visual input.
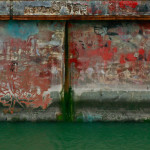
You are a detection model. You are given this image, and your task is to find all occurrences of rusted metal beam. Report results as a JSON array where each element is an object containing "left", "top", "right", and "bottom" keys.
[
  {"left": 0, "top": 15, "right": 10, "bottom": 20},
  {"left": 12, "top": 15, "right": 150, "bottom": 20}
]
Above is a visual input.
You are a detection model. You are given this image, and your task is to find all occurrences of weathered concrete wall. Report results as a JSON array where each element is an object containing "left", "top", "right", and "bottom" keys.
[
  {"left": 1, "top": 1, "right": 150, "bottom": 16},
  {"left": 0, "top": 21, "right": 65, "bottom": 121},
  {"left": 12, "top": 1, "right": 150, "bottom": 16},
  {"left": 1, "top": 21, "right": 150, "bottom": 121},
  {"left": 69, "top": 21, "right": 150, "bottom": 121},
  {"left": 0, "top": 1, "right": 10, "bottom": 15}
]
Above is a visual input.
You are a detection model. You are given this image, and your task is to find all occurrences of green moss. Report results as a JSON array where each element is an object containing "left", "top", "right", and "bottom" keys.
[
  {"left": 66, "top": 87, "right": 75, "bottom": 121},
  {"left": 60, "top": 88, "right": 74, "bottom": 121},
  {"left": 76, "top": 113, "right": 84, "bottom": 122},
  {"left": 56, "top": 113, "right": 63, "bottom": 121},
  {"left": 143, "top": 119, "right": 150, "bottom": 123},
  {"left": 60, "top": 21, "right": 75, "bottom": 122}
]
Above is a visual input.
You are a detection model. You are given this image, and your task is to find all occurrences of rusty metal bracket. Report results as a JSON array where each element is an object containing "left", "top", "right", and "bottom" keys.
[{"left": 10, "top": 0, "right": 13, "bottom": 20}]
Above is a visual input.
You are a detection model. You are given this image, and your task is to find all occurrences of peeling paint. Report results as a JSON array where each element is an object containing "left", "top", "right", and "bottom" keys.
[
  {"left": 0, "top": 21, "right": 65, "bottom": 115},
  {"left": 69, "top": 21, "right": 150, "bottom": 92}
]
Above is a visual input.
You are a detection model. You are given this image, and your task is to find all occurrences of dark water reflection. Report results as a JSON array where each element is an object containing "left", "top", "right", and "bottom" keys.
[{"left": 0, "top": 122, "right": 150, "bottom": 150}]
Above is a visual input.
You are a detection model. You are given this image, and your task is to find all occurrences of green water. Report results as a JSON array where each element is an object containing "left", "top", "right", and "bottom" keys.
[{"left": 0, "top": 122, "right": 150, "bottom": 150}]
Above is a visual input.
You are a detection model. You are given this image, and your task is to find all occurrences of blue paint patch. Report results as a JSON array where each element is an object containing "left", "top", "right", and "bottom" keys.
[
  {"left": 77, "top": 113, "right": 102, "bottom": 122},
  {"left": 36, "top": 49, "right": 40, "bottom": 56},
  {"left": 6, "top": 21, "right": 39, "bottom": 41}
]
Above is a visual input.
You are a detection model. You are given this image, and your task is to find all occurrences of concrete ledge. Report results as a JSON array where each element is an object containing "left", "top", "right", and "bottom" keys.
[
  {"left": 74, "top": 91, "right": 150, "bottom": 102},
  {"left": 74, "top": 91, "right": 150, "bottom": 122},
  {"left": 76, "top": 110, "right": 150, "bottom": 122},
  {"left": 0, "top": 106, "right": 61, "bottom": 122}
]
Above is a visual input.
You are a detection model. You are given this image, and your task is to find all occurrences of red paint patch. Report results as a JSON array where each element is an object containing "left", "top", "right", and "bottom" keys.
[
  {"left": 109, "top": 1, "right": 116, "bottom": 13},
  {"left": 120, "top": 54, "right": 126, "bottom": 64},
  {"left": 126, "top": 53, "right": 137, "bottom": 61},
  {"left": 113, "top": 47, "right": 117, "bottom": 53},
  {"left": 138, "top": 49, "right": 145, "bottom": 55},
  {"left": 119, "top": 1, "right": 138, "bottom": 9}
]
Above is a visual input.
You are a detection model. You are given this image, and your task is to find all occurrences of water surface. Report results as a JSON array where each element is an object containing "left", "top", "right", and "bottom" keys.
[{"left": 0, "top": 122, "right": 149, "bottom": 150}]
